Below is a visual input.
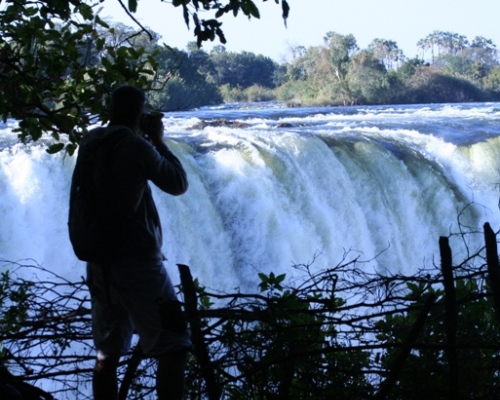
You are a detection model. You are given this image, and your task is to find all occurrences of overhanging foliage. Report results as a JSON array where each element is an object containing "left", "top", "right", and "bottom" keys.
[{"left": 0, "top": 0, "right": 289, "bottom": 154}]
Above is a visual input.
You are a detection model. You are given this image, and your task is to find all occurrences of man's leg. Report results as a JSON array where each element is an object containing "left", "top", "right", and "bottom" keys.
[
  {"left": 156, "top": 349, "right": 189, "bottom": 400},
  {"left": 93, "top": 355, "right": 120, "bottom": 400}
]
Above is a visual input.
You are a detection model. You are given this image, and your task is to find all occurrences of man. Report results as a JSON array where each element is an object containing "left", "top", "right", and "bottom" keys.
[{"left": 77, "top": 85, "right": 191, "bottom": 399}]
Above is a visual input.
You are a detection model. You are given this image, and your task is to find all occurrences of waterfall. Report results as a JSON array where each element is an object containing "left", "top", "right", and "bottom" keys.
[{"left": 1, "top": 104, "right": 500, "bottom": 291}]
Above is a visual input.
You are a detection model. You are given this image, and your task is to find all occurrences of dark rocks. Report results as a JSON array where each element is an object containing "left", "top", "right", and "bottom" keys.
[{"left": 189, "top": 119, "right": 250, "bottom": 130}]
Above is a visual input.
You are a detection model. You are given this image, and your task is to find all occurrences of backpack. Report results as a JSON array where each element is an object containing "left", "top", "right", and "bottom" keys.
[{"left": 68, "top": 126, "right": 133, "bottom": 262}]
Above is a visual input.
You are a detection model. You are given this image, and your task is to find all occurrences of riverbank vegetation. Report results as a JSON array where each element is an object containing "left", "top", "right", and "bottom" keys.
[
  {"left": 106, "top": 23, "right": 500, "bottom": 109},
  {"left": 155, "top": 29, "right": 500, "bottom": 108}
]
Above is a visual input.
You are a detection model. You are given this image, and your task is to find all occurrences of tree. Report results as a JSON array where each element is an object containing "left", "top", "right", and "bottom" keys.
[
  {"left": 482, "top": 65, "right": 500, "bottom": 95},
  {"left": 279, "top": 45, "right": 339, "bottom": 105},
  {"left": 397, "top": 57, "right": 428, "bottom": 79},
  {"left": 417, "top": 31, "right": 470, "bottom": 63},
  {"left": 324, "top": 32, "right": 358, "bottom": 81},
  {"left": 208, "top": 49, "right": 278, "bottom": 88},
  {"left": 429, "top": 35, "right": 498, "bottom": 84},
  {"left": 464, "top": 36, "right": 498, "bottom": 72},
  {"left": 323, "top": 32, "right": 359, "bottom": 105},
  {"left": 417, "top": 37, "right": 431, "bottom": 62},
  {"left": 152, "top": 45, "right": 222, "bottom": 110},
  {"left": 0, "top": 0, "right": 290, "bottom": 153},
  {"left": 437, "top": 31, "right": 469, "bottom": 56},
  {"left": 368, "top": 38, "right": 404, "bottom": 70},
  {"left": 347, "top": 51, "right": 389, "bottom": 104}
]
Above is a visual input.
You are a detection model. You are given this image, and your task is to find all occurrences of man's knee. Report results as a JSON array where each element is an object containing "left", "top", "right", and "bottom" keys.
[{"left": 94, "top": 353, "right": 120, "bottom": 373}]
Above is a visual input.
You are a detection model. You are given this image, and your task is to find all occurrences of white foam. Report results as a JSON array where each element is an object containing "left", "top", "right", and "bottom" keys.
[{"left": 1, "top": 103, "right": 499, "bottom": 291}]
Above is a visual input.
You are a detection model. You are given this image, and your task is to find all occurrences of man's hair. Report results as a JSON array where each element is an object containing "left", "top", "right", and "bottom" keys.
[{"left": 109, "top": 85, "right": 146, "bottom": 126}]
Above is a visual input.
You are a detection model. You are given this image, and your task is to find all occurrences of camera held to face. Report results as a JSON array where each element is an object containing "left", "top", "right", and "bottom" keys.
[{"left": 140, "top": 112, "right": 164, "bottom": 138}]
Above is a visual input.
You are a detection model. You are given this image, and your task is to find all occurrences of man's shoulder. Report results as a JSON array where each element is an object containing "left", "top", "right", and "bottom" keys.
[
  {"left": 85, "top": 125, "right": 134, "bottom": 139},
  {"left": 109, "top": 129, "right": 157, "bottom": 163},
  {"left": 83, "top": 125, "right": 136, "bottom": 149},
  {"left": 102, "top": 125, "right": 136, "bottom": 143}
]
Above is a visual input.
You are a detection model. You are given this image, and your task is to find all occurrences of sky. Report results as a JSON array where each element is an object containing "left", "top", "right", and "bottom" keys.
[{"left": 101, "top": 0, "right": 500, "bottom": 62}]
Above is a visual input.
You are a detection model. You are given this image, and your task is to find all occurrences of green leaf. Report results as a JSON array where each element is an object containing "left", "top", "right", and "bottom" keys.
[
  {"left": 65, "top": 143, "right": 77, "bottom": 156},
  {"left": 215, "top": 27, "right": 226, "bottom": 44},
  {"left": 242, "top": 0, "right": 260, "bottom": 18},
  {"left": 128, "top": 0, "right": 138, "bottom": 13},
  {"left": 183, "top": 5, "right": 190, "bottom": 27},
  {"left": 46, "top": 143, "right": 65, "bottom": 154},
  {"left": 275, "top": 273, "right": 286, "bottom": 284},
  {"left": 282, "top": 0, "right": 290, "bottom": 26},
  {"left": 24, "top": 7, "right": 38, "bottom": 17},
  {"left": 78, "top": 4, "right": 94, "bottom": 20},
  {"left": 95, "top": 16, "right": 110, "bottom": 29}
]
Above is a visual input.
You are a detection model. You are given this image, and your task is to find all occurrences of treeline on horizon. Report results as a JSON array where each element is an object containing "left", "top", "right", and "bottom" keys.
[{"left": 114, "top": 23, "right": 500, "bottom": 110}]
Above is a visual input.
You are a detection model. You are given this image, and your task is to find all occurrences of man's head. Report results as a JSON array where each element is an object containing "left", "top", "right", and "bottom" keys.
[{"left": 109, "top": 85, "right": 146, "bottom": 130}]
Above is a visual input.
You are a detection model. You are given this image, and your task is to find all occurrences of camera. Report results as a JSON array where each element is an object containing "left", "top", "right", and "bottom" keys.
[{"left": 140, "top": 112, "right": 164, "bottom": 137}]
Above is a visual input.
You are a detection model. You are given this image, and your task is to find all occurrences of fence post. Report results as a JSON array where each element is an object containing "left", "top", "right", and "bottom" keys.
[
  {"left": 375, "top": 293, "right": 436, "bottom": 400},
  {"left": 439, "top": 236, "right": 459, "bottom": 400},
  {"left": 177, "top": 264, "right": 222, "bottom": 400},
  {"left": 483, "top": 222, "right": 500, "bottom": 322},
  {"left": 118, "top": 345, "right": 143, "bottom": 400}
]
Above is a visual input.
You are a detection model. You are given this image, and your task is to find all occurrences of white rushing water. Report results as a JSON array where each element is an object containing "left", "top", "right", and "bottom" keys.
[{"left": 1, "top": 102, "right": 500, "bottom": 291}]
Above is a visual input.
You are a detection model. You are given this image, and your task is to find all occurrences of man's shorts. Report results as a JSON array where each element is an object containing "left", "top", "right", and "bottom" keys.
[{"left": 87, "top": 258, "right": 192, "bottom": 358}]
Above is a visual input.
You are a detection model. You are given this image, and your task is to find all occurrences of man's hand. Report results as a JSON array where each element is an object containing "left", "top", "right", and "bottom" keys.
[{"left": 141, "top": 113, "right": 165, "bottom": 145}]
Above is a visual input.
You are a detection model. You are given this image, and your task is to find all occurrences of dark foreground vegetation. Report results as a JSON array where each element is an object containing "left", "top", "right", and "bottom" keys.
[{"left": 2, "top": 220, "right": 500, "bottom": 399}]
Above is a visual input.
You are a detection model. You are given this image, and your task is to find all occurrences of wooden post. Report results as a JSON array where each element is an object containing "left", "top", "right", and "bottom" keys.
[
  {"left": 375, "top": 293, "right": 436, "bottom": 400},
  {"left": 118, "top": 345, "right": 143, "bottom": 400},
  {"left": 439, "top": 236, "right": 459, "bottom": 400},
  {"left": 278, "top": 342, "right": 297, "bottom": 400},
  {"left": 177, "top": 264, "right": 222, "bottom": 400},
  {"left": 484, "top": 222, "right": 500, "bottom": 322}
]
